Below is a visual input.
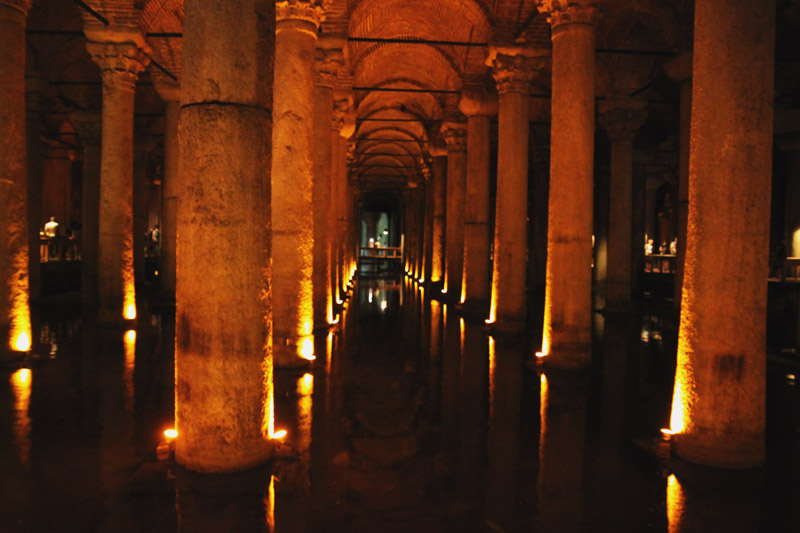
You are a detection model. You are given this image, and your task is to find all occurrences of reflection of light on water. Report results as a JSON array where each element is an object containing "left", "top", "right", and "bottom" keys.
[
  {"left": 380, "top": 300, "right": 387, "bottom": 311},
  {"left": 787, "top": 373, "right": 796, "bottom": 386},
  {"left": 299, "top": 337, "right": 315, "bottom": 361},
  {"left": 460, "top": 317, "right": 465, "bottom": 353},
  {"left": 10, "top": 368, "right": 32, "bottom": 466},
  {"left": 539, "top": 373, "right": 549, "bottom": 460},
  {"left": 266, "top": 474, "right": 275, "bottom": 533},
  {"left": 488, "top": 336, "right": 496, "bottom": 418},
  {"left": 326, "top": 332, "right": 334, "bottom": 373},
  {"left": 124, "top": 329, "right": 136, "bottom": 413},
  {"left": 297, "top": 373, "right": 313, "bottom": 452},
  {"left": 667, "top": 474, "right": 685, "bottom": 533},
  {"left": 368, "top": 289, "right": 373, "bottom": 303}
]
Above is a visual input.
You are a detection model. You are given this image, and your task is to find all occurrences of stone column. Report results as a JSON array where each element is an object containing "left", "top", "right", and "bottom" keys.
[
  {"left": 441, "top": 122, "right": 467, "bottom": 301},
  {"left": 421, "top": 166, "right": 434, "bottom": 282},
  {"left": 664, "top": 52, "right": 692, "bottom": 307},
  {"left": 429, "top": 146, "right": 447, "bottom": 286},
  {"left": 336, "top": 108, "right": 355, "bottom": 301},
  {"left": 26, "top": 74, "right": 48, "bottom": 304},
  {"left": 175, "top": 0, "right": 274, "bottom": 472},
  {"left": 486, "top": 50, "right": 542, "bottom": 331},
  {"left": 313, "top": 46, "right": 342, "bottom": 329},
  {"left": 670, "top": 0, "right": 774, "bottom": 468},
  {"left": 71, "top": 112, "right": 102, "bottom": 308},
  {"left": 598, "top": 96, "right": 646, "bottom": 310},
  {"left": 86, "top": 33, "right": 150, "bottom": 324},
  {"left": 154, "top": 82, "right": 180, "bottom": 302},
  {"left": 272, "top": 0, "right": 324, "bottom": 366},
  {"left": 538, "top": 0, "right": 598, "bottom": 364},
  {"left": 0, "top": 0, "right": 32, "bottom": 355},
  {"left": 330, "top": 100, "right": 346, "bottom": 306},
  {"left": 458, "top": 90, "right": 496, "bottom": 312}
]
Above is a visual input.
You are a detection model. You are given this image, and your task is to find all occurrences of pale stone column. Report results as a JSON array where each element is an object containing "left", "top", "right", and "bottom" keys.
[
  {"left": 335, "top": 109, "right": 355, "bottom": 301},
  {"left": 441, "top": 122, "right": 467, "bottom": 301},
  {"left": 421, "top": 166, "right": 434, "bottom": 282},
  {"left": 330, "top": 100, "right": 346, "bottom": 306},
  {"left": 459, "top": 90, "right": 496, "bottom": 312},
  {"left": 670, "top": 0, "right": 774, "bottom": 468},
  {"left": 429, "top": 147, "right": 447, "bottom": 286},
  {"left": 486, "top": 50, "right": 543, "bottom": 331},
  {"left": 272, "top": 0, "right": 324, "bottom": 365},
  {"left": 312, "top": 46, "right": 342, "bottom": 329},
  {"left": 538, "top": 0, "right": 598, "bottom": 363},
  {"left": 26, "top": 74, "right": 48, "bottom": 304},
  {"left": 86, "top": 33, "right": 150, "bottom": 324},
  {"left": 175, "top": 0, "right": 275, "bottom": 472},
  {"left": 71, "top": 112, "right": 102, "bottom": 308},
  {"left": 664, "top": 52, "right": 692, "bottom": 307},
  {"left": 0, "top": 0, "right": 32, "bottom": 355},
  {"left": 154, "top": 82, "right": 180, "bottom": 302},
  {"left": 598, "top": 96, "right": 646, "bottom": 310}
]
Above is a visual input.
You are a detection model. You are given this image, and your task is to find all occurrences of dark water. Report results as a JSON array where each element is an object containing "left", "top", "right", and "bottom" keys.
[{"left": 1, "top": 278, "right": 799, "bottom": 532}]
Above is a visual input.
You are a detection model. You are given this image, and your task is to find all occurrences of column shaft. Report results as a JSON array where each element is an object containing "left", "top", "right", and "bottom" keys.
[
  {"left": 272, "top": 4, "right": 322, "bottom": 365},
  {"left": 313, "top": 83, "right": 334, "bottom": 328},
  {"left": 444, "top": 139, "right": 467, "bottom": 301},
  {"left": 175, "top": 0, "right": 274, "bottom": 472},
  {"left": 606, "top": 139, "right": 633, "bottom": 307},
  {"left": 26, "top": 82, "right": 45, "bottom": 304},
  {"left": 670, "top": 0, "right": 774, "bottom": 467},
  {"left": 162, "top": 100, "right": 179, "bottom": 300},
  {"left": 0, "top": 0, "right": 31, "bottom": 354},
  {"left": 462, "top": 113, "right": 492, "bottom": 309},
  {"left": 430, "top": 155, "right": 447, "bottom": 284},
  {"left": 675, "top": 80, "right": 691, "bottom": 305},
  {"left": 72, "top": 112, "right": 102, "bottom": 308},
  {"left": 542, "top": 9, "right": 596, "bottom": 364}
]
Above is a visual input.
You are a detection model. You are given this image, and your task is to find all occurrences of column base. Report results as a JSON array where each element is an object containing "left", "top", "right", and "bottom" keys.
[
  {"left": 671, "top": 430, "right": 765, "bottom": 469},
  {"left": 273, "top": 337, "right": 315, "bottom": 368},
  {"left": 540, "top": 342, "right": 592, "bottom": 370},
  {"left": 456, "top": 298, "right": 490, "bottom": 320},
  {"left": 175, "top": 443, "right": 273, "bottom": 474}
]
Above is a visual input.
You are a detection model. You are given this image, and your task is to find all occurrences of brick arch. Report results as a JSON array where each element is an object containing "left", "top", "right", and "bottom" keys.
[
  {"left": 349, "top": 0, "right": 492, "bottom": 39},
  {"left": 351, "top": 38, "right": 463, "bottom": 80}
]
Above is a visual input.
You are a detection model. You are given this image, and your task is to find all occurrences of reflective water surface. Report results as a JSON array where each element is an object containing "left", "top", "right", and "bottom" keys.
[{"left": 1, "top": 279, "right": 799, "bottom": 532}]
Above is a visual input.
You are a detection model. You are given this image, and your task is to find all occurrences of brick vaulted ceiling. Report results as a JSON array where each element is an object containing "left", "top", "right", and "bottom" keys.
[{"left": 22, "top": 0, "right": 800, "bottom": 195}]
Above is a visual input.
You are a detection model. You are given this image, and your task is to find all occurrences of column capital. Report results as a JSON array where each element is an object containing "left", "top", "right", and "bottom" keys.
[
  {"left": 86, "top": 41, "right": 150, "bottom": 91},
  {"left": 598, "top": 97, "right": 647, "bottom": 142},
  {"left": 487, "top": 49, "right": 548, "bottom": 95},
  {"left": 537, "top": 0, "right": 599, "bottom": 29},
  {"left": 0, "top": 0, "right": 31, "bottom": 15},
  {"left": 315, "top": 47, "right": 343, "bottom": 88},
  {"left": 70, "top": 111, "right": 103, "bottom": 147},
  {"left": 441, "top": 121, "right": 467, "bottom": 152},
  {"left": 459, "top": 89, "right": 498, "bottom": 117},
  {"left": 276, "top": 0, "right": 326, "bottom": 29}
]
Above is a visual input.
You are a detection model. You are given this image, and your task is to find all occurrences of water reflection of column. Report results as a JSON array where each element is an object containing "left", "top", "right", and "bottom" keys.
[
  {"left": 485, "top": 336, "right": 523, "bottom": 530},
  {"left": 537, "top": 370, "right": 589, "bottom": 532},
  {"left": 175, "top": 468, "right": 273, "bottom": 533},
  {"left": 428, "top": 299, "right": 443, "bottom": 429},
  {"left": 455, "top": 321, "right": 488, "bottom": 518},
  {"left": 441, "top": 304, "right": 461, "bottom": 460}
]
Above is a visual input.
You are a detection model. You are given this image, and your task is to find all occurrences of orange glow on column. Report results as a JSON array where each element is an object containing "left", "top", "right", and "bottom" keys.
[
  {"left": 539, "top": 372, "right": 549, "bottom": 459},
  {"left": 669, "top": 338, "right": 694, "bottom": 435},
  {"left": 13, "top": 331, "right": 31, "bottom": 352},
  {"left": 9, "top": 283, "right": 31, "bottom": 352},
  {"left": 266, "top": 475, "right": 276, "bottom": 533},
  {"left": 124, "top": 329, "right": 136, "bottom": 412},
  {"left": 486, "top": 275, "right": 498, "bottom": 324},
  {"left": 488, "top": 335, "right": 496, "bottom": 417}
]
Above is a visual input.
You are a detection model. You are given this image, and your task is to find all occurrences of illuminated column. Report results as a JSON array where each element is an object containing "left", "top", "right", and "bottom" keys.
[
  {"left": 336, "top": 109, "right": 356, "bottom": 299},
  {"left": 429, "top": 145, "right": 447, "bottom": 285},
  {"left": 486, "top": 50, "right": 542, "bottom": 331},
  {"left": 539, "top": 0, "right": 598, "bottom": 363},
  {"left": 26, "top": 74, "right": 48, "bottom": 303},
  {"left": 421, "top": 166, "right": 434, "bottom": 282},
  {"left": 670, "top": 0, "right": 774, "bottom": 467},
  {"left": 458, "top": 90, "right": 496, "bottom": 311},
  {"left": 313, "top": 46, "right": 342, "bottom": 329},
  {"left": 71, "top": 112, "right": 102, "bottom": 308},
  {"left": 330, "top": 100, "right": 346, "bottom": 305},
  {"left": 175, "top": 0, "right": 274, "bottom": 472},
  {"left": 0, "top": 0, "right": 32, "bottom": 355},
  {"left": 154, "top": 81, "right": 180, "bottom": 302},
  {"left": 441, "top": 122, "right": 467, "bottom": 301},
  {"left": 86, "top": 33, "right": 150, "bottom": 324},
  {"left": 598, "top": 96, "right": 646, "bottom": 310},
  {"left": 272, "top": 0, "right": 324, "bottom": 365},
  {"left": 664, "top": 52, "right": 692, "bottom": 307}
]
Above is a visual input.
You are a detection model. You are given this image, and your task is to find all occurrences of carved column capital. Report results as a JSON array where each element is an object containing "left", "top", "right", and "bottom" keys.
[
  {"left": 487, "top": 50, "right": 548, "bottom": 95},
  {"left": 70, "top": 111, "right": 103, "bottom": 147},
  {"left": 276, "top": 0, "right": 326, "bottom": 29},
  {"left": 315, "top": 48, "right": 343, "bottom": 88},
  {"left": 459, "top": 89, "right": 497, "bottom": 117},
  {"left": 86, "top": 41, "right": 150, "bottom": 91},
  {"left": 537, "top": 0, "right": 599, "bottom": 29},
  {"left": 441, "top": 121, "right": 467, "bottom": 152},
  {"left": 598, "top": 97, "right": 647, "bottom": 142}
]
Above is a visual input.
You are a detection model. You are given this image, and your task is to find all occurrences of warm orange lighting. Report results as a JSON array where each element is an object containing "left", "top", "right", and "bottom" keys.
[
  {"left": 10, "top": 368, "right": 32, "bottom": 466},
  {"left": 154, "top": 270, "right": 159, "bottom": 276},
  {"left": 270, "top": 429, "right": 287, "bottom": 440},
  {"left": 124, "top": 303, "right": 136, "bottom": 320},
  {"left": 13, "top": 331, "right": 31, "bottom": 352},
  {"left": 267, "top": 475, "right": 275, "bottom": 532},
  {"left": 125, "top": 329, "right": 136, "bottom": 343},
  {"left": 380, "top": 300, "right": 387, "bottom": 311},
  {"left": 535, "top": 351, "right": 546, "bottom": 358},
  {"left": 299, "top": 337, "right": 315, "bottom": 361},
  {"left": 669, "top": 337, "right": 694, "bottom": 435},
  {"left": 459, "top": 317, "right": 465, "bottom": 352},
  {"left": 298, "top": 373, "right": 314, "bottom": 396},
  {"left": 164, "top": 428, "right": 178, "bottom": 440},
  {"left": 539, "top": 372, "right": 549, "bottom": 458},
  {"left": 488, "top": 336, "right": 496, "bottom": 417},
  {"left": 418, "top": 277, "right": 425, "bottom": 283},
  {"left": 124, "top": 329, "right": 136, "bottom": 412},
  {"left": 667, "top": 474, "right": 685, "bottom": 533}
]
